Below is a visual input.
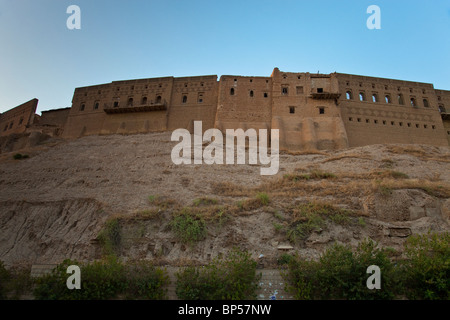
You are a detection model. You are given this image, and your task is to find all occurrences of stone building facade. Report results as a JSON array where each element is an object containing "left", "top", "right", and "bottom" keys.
[{"left": 5, "top": 68, "right": 448, "bottom": 151}]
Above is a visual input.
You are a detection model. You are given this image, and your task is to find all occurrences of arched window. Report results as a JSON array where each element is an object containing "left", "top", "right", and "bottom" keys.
[
  {"left": 346, "top": 91, "right": 352, "bottom": 100},
  {"left": 359, "top": 92, "right": 365, "bottom": 101},
  {"left": 94, "top": 102, "right": 99, "bottom": 110},
  {"left": 156, "top": 96, "right": 162, "bottom": 104},
  {"left": 410, "top": 98, "right": 416, "bottom": 107},
  {"left": 438, "top": 105, "right": 446, "bottom": 113},
  {"left": 398, "top": 94, "right": 404, "bottom": 105},
  {"left": 423, "top": 99, "right": 429, "bottom": 108},
  {"left": 128, "top": 98, "right": 134, "bottom": 106},
  {"left": 249, "top": 90, "right": 254, "bottom": 97},
  {"left": 182, "top": 95, "right": 187, "bottom": 104},
  {"left": 141, "top": 97, "right": 148, "bottom": 105},
  {"left": 230, "top": 88, "right": 235, "bottom": 96},
  {"left": 80, "top": 103, "right": 85, "bottom": 111},
  {"left": 385, "top": 95, "right": 391, "bottom": 104},
  {"left": 372, "top": 94, "right": 378, "bottom": 103},
  {"left": 113, "top": 101, "right": 119, "bottom": 108}
]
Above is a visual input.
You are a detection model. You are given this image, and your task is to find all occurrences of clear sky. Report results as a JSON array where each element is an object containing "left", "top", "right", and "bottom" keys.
[{"left": 0, "top": 0, "right": 449, "bottom": 114}]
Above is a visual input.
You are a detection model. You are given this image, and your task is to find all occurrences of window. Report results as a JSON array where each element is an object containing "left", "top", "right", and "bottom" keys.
[
  {"left": 410, "top": 98, "right": 417, "bottom": 107},
  {"left": 98, "top": 90, "right": 101, "bottom": 94},
  {"left": 319, "top": 107, "right": 325, "bottom": 114},
  {"left": 407, "top": 123, "right": 411, "bottom": 127},
  {"left": 230, "top": 88, "right": 235, "bottom": 96},
  {"left": 383, "top": 120, "right": 386, "bottom": 125},
  {"left": 374, "top": 120, "right": 378, "bottom": 124},
  {"left": 94, "top": 102, "right": 99, "bottom": 110},
  {"left": 372, "top": 94, "right": 378, "bottom": 103},
  {"left": 357, "top": 118, "right": 361, "bottom": 122},
  {"left": 113, "top": 101, "right": 119, "bottom": 108},
  {"left": 385, "top": 95, "right": 391, "bottom": 104},
  {"left": 346, "top": 91, "right": 352, "bottom": 100},
  {"left": 156, "top": 96, "right": 162, "bottom": 104},
  {"left": 200, "top": 82, "right": 204, "bottom": 87},
  {"left": 391, "top": 121, "right": 395, "bottom": 126},
  {"left": 437, "top": 96, "right": 441, "bottom": 101},
  {"left": 371, "top": 84, "right": 375, "bottom": 89},
  {"left": 439, "top": 105, "right": 446, "bottom": 113},
  {"left": 424, "top": 124, "right": 428, "bottom": 129},
  {"left": 289, "top": 107, "right": 295, "bottom": 114},
  {"left": 182, "top": 95, "right": 187, "bottom": 104},
  {"left": 366, "top": 119, "right": 370, "bottom": 123},
  {"left": 264, "top": 93, "right": 268, "bottom": 98},
  {"left": 128, "top": 98, "right": 134, "bottom": 106},
  {"left": 131, "top": 86, "right": 134, "bottom": 90},
  {"left": 423, "top": 99, "right": 429, "bottom": 108},
  {"left": 359, "top": 92, "right": 365, "bottom": 101},
  {"left": 432, "top": 125, "right": 436, "bottom": 130},
  {"left": 416, "top": 124, "right": 419, "bottom": 128},
  {"left": 349, "top": 117, "right": 353, "bottom": 121},
  {"left": 19, "top": 117, "right": 24, "bottom": 125},
  {"left": 399, "top": 122, "right": 403, "bottom": 127},
  {"left": 398, "top": 94, "right": 404, "bottom": 105},
  {"left": 9, "top": 122, "right": 13, "bottom": 129},
  {"left": 250, "top": 79, "right": 253, "bottom": 83},
  {"left": 282, "top": 87, "right": 288, "bottom": 95},
  {"left": 198, "top": 93, "right": 204, "bottom": 103},
  {"left": 80, "top": 104, "right": 85, "bottom": 111},
  {"left": 317, "top": 88, "right": 323, "bottom": 93},
  {"left": 142, "top": 97, "right": 148, "bottom": 105},
  {"left": 296, "top": 86, "right": 304, "bottom": 94},
  {"left": 249, "top": 90, "right": 254, "bottom": 97}
]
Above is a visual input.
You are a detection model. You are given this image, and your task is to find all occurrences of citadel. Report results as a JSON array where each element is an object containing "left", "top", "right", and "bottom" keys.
[{"left": 1, "top": 68, "right": 449, "bottom": 151}]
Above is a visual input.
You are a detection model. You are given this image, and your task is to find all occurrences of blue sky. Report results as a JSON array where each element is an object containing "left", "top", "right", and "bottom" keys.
[{"left": 0, "top": 0, "right": 449, "bottom": 114}]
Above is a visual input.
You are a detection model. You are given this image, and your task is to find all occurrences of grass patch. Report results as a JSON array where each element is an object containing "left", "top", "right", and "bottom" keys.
[
  {"left": 284, "top": 170, "right": 336, "bottom": 181},
  {"left": 193, "top": 197, "right": 218, "bottom": 206},
  {"left": 97, "top": 218, "right": 122, "bottom": 256},
  {"left": 171, "top": 212, "right": 207, "bottom": 244}
]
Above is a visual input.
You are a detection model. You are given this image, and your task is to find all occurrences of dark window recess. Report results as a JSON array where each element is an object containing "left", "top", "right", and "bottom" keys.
[
  {"left": 249, "top": 90, "right": 254, "bottom": 97},
  {"left": 423, "top": 99, "right": 429, "bottom": 108},
  {"left": 264, "top": 93, "right": 268, "bottom": 98},
  {"left": 156, "top": 96, "right": 162, "bottom": 103},
  {"left": 317, "top": 88, "right": 324, "bottom": 93},
  {"left": 142, "top": 97, "right": 148, "bottom": 105},
  {"left": 230, "top": 88, "right": 235, "bottom": 96},
  {"left": 282, "top": 87, "right": 288, "bottom": 95},
  {"left": 80, "top": 104, "right": 85, "bottom": 111},
  {"left": 114, "top": 101, "right": 119, "bottom": 108},
  {"left": 289, "top": 107, "right": 295, "bottom": 114},
  {"left": 182, "top": 95, "right": 187, "bottom": 104},
  {"left": 319, "top": 107, "right": 325, "bottom": 114},
  {"left": 19, "top": 118, "right": 24, "bottom": 125},
  {"left": 198, "top": 94, "right": 203, "bottom": 103},
  {"left": 128, "top": 98, "right": 133, "bottom": 106},
  {"left": 94, "top": 102, "right": 99, "bottom": 110},
  {"left": 9, "top": 122, "right": 13, "bottom": 129}
]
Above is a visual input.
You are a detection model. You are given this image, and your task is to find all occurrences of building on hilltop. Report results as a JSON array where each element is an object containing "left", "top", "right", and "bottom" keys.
[{"left": 2, "top": 68, "right": 449, "bottom": 151}]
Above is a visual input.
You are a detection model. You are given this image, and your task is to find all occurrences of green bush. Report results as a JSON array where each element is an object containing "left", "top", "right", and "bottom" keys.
[
  {"left": 256, "top": 192, "right": 270, "bottom": 206},
  {"left": 13, "top": 153, "right": 29, "bottom": 160},
  {"left": 0, "top": 261, "right": 11, "bottom": 299},
  {"left": 33, "top": 257, "right": 169, "bottom": 300},
  {"left": 176, "top": 248, "right": 260, "bottom": 300},
  {"left": 171, "top": 213, "right": 207, "bottom": 244},
  {"left": 97, "top": 219, "right": 122, "bottom": 255},
  {"left": 401, "top": 232, "right": 449, "bottom": 300},
  {"left": 285, "top": 239, "right": 398, "bottom": 300}
]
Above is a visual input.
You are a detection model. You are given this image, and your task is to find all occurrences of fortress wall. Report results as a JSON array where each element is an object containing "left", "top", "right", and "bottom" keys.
[
  {"left": 336, "top": 74, "right": 449, "bottom": 147},
  {"left": 436, "top": 89, "right": 450, "bottom": 145},
  {"left": 167, "top": 76, "right": 218, "bottom": 132},
  {"left": 215, "top": 75, "right": 272, "bottom": 133},
  {"left": 39, "top": 108, "right": 70, "bottom": 127},
  {"left": 271, "top": 69, "right": 347, "bottom": 151},
  {"left": 0, "top": 99, "right": 38, "bottom": 137}
]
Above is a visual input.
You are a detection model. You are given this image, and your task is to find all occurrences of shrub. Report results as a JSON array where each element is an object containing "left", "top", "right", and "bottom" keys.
[
  {"left": 176, "top": 248, "right": 260, "bottom": 300},
  {"left": 400, "top": 232, "right": 449, "bottom": 300},
  {"left": 97, "top": 218, "right": 122, "bottom": 255},
  {"left": 285, "top": 239, "right": 397, "bottom": 300},
  {"left": 13, "top": 153, "right": 29, "bottom": 160},
  {"left": 171, "top": 213, "right": 207, "bottom": 244},
  {"left": 0, "top": 261, "right": 11, "bottom": 299},
  {"left": 33, "top": 257, "right": 169, "bottom": 300},
  {"left": 193, "top": 197, "right": 218, "bottom": 206}
]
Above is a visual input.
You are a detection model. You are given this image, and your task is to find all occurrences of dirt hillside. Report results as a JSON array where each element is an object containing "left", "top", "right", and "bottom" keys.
[{"left": 0, "top": 132, "right": 449, "bottom": 267}]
